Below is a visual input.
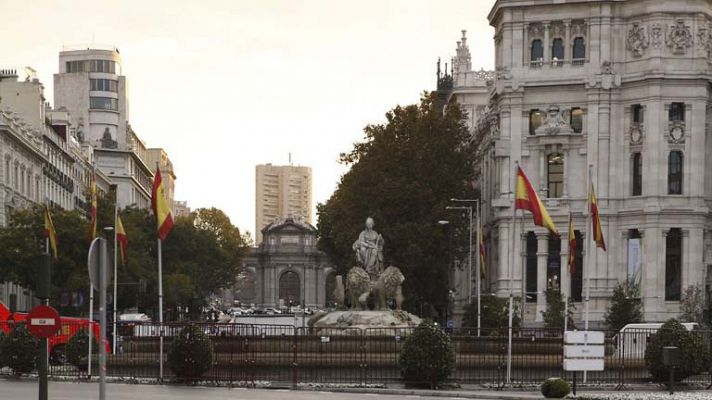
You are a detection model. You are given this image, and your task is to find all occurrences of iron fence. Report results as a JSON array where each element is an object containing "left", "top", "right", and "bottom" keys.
[{"left": 2, "top": 320, "right": 712, "bottom": 387}]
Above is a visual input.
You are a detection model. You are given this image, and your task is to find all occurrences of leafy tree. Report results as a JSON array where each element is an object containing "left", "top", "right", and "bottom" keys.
[
  {"left": 541, "top": 289, "right": 575, "bottom": 330},
  {"left": 317, "top": 94, "right": 476, "bottom": 318},
  {"left": 168, "top": 324, "right": 214, "bottom": 382},
  {"left": 463, "top": 294, "right": 521, "bottom": 334},
  {"left": 605, "top": 278, "right": 642, "bottom": 331},
  {"left": 645, "top": 319, "right": 710, "bottom": 382},
  {"left": 680, "top": 284, "right": 706, "bottom": 328},
  {"left": 399, "top": 320, "right": 455, "bottom": 388}
]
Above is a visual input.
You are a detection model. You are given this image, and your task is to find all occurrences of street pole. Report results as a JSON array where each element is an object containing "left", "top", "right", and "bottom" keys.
[
  {"left": 87, "top": 285, "right": 94, "bottom": 377},
  {"left": 507, "top": 161, "right": 520, "bottom": 384},
  {"left": 475, "top": 201, "right": 481, "bottom": 337},
  {"left": 157, "top": 238, "right": 164, "bottom": 381},
  {"left": 39, "top": 246, "right": 51, "bottom": 400},
  {"left": 112, "top": 204, "right": 118, "bottom": 355},
  {"left": 99, "top": 233, "right": 109, "bottom": 400}
]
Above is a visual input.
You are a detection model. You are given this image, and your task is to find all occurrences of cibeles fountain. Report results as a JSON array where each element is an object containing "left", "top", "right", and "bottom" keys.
[{"left": 309, "top": 217, "right": 422, "bottom": 334}]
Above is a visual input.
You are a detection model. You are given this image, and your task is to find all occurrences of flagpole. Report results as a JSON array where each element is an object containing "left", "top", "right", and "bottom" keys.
[
  {"left": 564, "top": 211, "right": 571, "bottom": 334},
  {"left": 507, "top": 161, "right": 519, "bottom": 385},
  {"left": 158, "top": 237, "right": 164, "bottom": 381},
  {"left": 88, "top": 283, "right": 94, "bottom": 377},
  {"left": 584, "top": 165, "right": 592, "bottom": 331},
  {"left": 112, "top": 205, "right": 118, "bottom": 355},
  {"left": 475, "top": 201, "right": 481, "bottom": 337}
]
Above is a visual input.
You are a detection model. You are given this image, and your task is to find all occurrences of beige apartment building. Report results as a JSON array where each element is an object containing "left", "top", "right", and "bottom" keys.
[{"left": 255, "top": 164, "right": 312, "bottom": 244}]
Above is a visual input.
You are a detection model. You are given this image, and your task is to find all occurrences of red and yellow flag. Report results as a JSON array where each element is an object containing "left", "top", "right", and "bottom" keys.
[
  {"left": 44, "top": 206, "right": 58, "bottom": 260},
  {"left": 590, "top": 182, "right": 606, "bottom": 251},
  {"left": 116, "top": 213, "right": 128, "bottom": 266},
  {"left": 568, "top": 214, "right": 576, "bottom": 274},
  {"left": 151, "top": 167, "right": 174, "bottom": 241},
  {"left": 478, "top": 222, "right": 486, "bottom": 279},
  {"left": 88, "top": 170, "right": 97, "bottom": 241},
  {"left": 515, "top": 166, "right": 559, "bottom": 236}
]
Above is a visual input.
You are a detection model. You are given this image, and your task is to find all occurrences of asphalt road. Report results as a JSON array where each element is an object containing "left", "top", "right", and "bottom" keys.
[{"left": 0, "top": 380, "right": 495, "bottom": 400}]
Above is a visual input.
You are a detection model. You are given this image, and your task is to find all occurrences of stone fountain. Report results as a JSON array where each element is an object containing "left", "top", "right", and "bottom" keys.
[{"left": 309, "top": 217, "right": 421, "bottom": 335}]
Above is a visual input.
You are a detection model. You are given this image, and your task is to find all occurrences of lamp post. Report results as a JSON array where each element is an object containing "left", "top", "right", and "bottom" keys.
[{"left": 447, "top": 198, "right": 482, "bottom": 336}]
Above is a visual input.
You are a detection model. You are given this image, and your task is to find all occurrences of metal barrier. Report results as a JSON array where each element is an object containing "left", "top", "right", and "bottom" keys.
[{"left": 2, "top": 320, "right": 712, "bottom": 387}]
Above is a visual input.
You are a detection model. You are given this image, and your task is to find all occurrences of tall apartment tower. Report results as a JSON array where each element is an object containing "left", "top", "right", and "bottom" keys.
[
  {"left": 54, "top": 48, "right": 154, "bottom": 209},
  {"left": 255, "top": 164, "right": 312, "bottom": 243}
]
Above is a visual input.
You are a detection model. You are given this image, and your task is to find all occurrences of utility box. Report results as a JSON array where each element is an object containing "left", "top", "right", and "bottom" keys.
[{"left": 663, "top": 346, "right": 680, "bottom": 367}]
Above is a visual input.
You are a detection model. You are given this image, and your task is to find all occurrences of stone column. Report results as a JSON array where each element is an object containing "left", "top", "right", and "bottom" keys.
[
  {"left": 564, "top": 20, "right": 571, "bottom": 62},
  {"left": 497, "top": 223, "right": 511, "bottom": 297},
  {"left": 543, "top": 22, "right": 551, "bottom": 64},
  {"left": 536, "top": 232, "right": 549, "bottom": 322}
]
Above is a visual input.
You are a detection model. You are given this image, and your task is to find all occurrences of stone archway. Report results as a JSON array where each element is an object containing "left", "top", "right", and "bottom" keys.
[{"left": 279, "top": 271, "right": 300, "bottom": 305}]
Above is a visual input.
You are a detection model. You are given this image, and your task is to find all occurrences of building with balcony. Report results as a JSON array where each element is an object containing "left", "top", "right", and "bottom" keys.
[{"left": 442, "top": 0, "right": 712, "bottom": 326}]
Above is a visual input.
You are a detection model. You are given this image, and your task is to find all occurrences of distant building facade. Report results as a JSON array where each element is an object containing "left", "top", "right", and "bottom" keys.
[
  {"left": 226, "top": 218, "right": 334, "bottom": 309},
  {"left": 255, "top": 164, "right": 312, "bottom": 243}
]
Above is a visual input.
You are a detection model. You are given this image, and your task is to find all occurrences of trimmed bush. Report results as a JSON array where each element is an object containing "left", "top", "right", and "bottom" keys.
[
  {"left": 644, "top": 318, "right": 710, "bottom": 382},
  {"left": 65, "top": 328, "right": 98, "bottom": 368},
  {"left": 399, "top": 320, "right": 455, "bottom": 388},
  {"left": 541, "top": 377, "right": 570, "bottom": 398},
  {"left": 167, "top": 324, "right": 214, "bottom": 382},
  {"left": 0, "top": 323, "right": 38, "bottom": 375}
]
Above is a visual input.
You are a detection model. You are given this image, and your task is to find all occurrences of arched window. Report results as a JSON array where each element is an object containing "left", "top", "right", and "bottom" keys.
[
  {"left": 631, "top": 152, "right": 642, "bottom": 196},
  {"left": 531, "top": 39, "right": 544, "bottom": 63},
  {"left": 572, "top": 37, "right": 586, "bottom": 61},
  {"left": 668, "top": 151, "right": 683, "bottom": 195},
  {"left": 552, "top": 38, "right": 564, "bottom": 63},
  {"left": 570, "top": 107, "right": 584, "bottom": 133},
  {"left": 547, "top": 153, "right": 564, "bottom": 198},
  {"left": 279, "top": 271, "right": 300, "bottom": 305}
]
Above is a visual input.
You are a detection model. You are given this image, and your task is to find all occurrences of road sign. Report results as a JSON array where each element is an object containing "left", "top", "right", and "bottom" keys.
[
  {"left": 88, "top": 238, "right": 109, "bottom": 291},
  {"left": 26, "top": 305, "right": 60, "bottom": 339},
  {"left": 565, "top": 330, "right": 604, "bottom": 345},
  {"left": 564, "top": 359, "right": 605, "bottom": 371},
  {"left": 564, "top": 345, "right": 605, "bottom": 358},
  {"left": 447, "top": 320, "right": 454, "bottom": 329}
]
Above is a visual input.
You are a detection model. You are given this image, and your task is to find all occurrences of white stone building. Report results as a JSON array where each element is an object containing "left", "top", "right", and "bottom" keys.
[{"left": 444, "top": 0, "right": 712, "bottom": 326}]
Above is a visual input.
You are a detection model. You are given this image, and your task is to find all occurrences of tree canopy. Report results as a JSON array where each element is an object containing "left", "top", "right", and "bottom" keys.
[
  {"left": 0, "top": 194, "right": 248, "bottom": 320},
  {"left": 317, "top": 94, "right": 476, "bottom": 319}
]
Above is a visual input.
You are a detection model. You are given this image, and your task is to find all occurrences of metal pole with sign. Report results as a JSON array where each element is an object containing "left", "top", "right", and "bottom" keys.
[
  {"left": 34, "top": 252, "right": 52, "bottom": 400},
  {"left": 88, "top": 237, "right": 109, "bottom": 400},
  {"left": 563, "top": 330, "right": 605, "bottom": 395}
]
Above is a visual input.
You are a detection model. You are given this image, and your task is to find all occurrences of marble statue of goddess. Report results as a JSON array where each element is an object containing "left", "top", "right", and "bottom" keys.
[{"left": 352, "top": 217, "right": 384, "bottom": 280}]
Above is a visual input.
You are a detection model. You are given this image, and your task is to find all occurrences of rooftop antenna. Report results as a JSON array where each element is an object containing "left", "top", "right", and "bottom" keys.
[{"left": 289, "top": 152, "right": 292, "bottom": 166}]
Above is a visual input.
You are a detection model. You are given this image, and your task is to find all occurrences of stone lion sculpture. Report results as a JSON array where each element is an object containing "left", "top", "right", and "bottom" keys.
[
  {"left": 374, "top": 266, "right": 405, "bottom": 310},
  {"left": 345, "top": 267, "right": 371, "bottom": 310}
]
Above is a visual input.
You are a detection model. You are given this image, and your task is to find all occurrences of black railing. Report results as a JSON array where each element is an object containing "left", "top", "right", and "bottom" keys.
[{"left": 2, "top": 321, "right": 712, "bottom": 388}]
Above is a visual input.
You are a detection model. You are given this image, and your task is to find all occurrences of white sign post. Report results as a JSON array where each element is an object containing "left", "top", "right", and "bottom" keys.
[{"left": 564, "top": 331, "right": 605, "bottom": 395}]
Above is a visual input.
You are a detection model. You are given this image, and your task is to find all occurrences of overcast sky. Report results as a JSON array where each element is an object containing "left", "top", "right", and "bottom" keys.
[{"left": 1, "top": 0, "right": 496, "bottom": 237}]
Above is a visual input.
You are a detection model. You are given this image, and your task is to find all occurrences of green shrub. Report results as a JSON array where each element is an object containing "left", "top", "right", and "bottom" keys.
[
  {"left": 541, "top": 289, "right": 575, "bottom": 329},
  {"left": 644, "top": 318, "right": 710, "bottom": 382},
  {"left": 541, "top": 377, "right": 570, "bottom": 398},
  {"left": 0, "top": 323, "right": 38, "bottom": 375},
  {"left": 167, "top": 324, "right": 214, "bottom": 382},
  {"left": 463, "top": 294, "right": 521, "bottom": 334},
  {"left": 605, "top": 279, "right": 642, "bottom": 331},
  {"left": 399, "top": 320, "right": 455, "bottom": 388},
  {"left": 65, "top": 328, "right": 98, "bottom": 368}
]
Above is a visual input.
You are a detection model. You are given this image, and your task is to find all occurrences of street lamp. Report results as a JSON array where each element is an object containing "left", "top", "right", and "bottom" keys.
[{"left": 447, "top": 198, "right": 482, "bottom": 336}]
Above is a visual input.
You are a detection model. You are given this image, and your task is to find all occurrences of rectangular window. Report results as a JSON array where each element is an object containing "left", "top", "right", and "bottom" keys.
[
  {"left": 525, "top": 232, "right": 537, "bottom": 303},
  {"left": 627, "top": 229, "right": 642, "bottom": 283},
  {"left": 632, "top": 104, "right": 644, "bottom": 123},
  {"left": 547, "top": 153, "right": 564, "bottom": 198},
  {"left": 547, "top": 235, "right": 561, "bottom": 290},
  {"left": 570, "top": 108, "right": 584, "bottom": 133},
  {"left": 669, "top": 102, "right": 685, "bottom": 122},
  {"left": 631, "top": 153, "right": 642, "bottom": 196},
  {"left": 89, "top": 97, "right": 118, "bottom": 111},
  {"left": 529, "top": 109, "right": 544, "bottom": 135},
  {"left": 665, "top": 228, "right": 682, "bottom": 301},
  {"left": 90, "top": 79, "right": 118, "bottom": 92},
  {"left": 571, "top": 230, "right": 583, "bottom": 302}
]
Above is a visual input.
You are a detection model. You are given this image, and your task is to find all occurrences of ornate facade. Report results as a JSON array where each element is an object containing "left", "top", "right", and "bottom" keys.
[{"left": 448, "top": 0, "right": 712, "bottom": 326}]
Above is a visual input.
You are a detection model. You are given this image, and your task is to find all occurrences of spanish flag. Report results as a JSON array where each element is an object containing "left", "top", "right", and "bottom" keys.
[
  {"left": 590, "top": 182, "right": 606, "bottom": 251},
  {"left": 568, "top": 214, "right": 576, "bottom": 274},
  {"left": 116, "top": 213, "right": 128, "bottom": 266},
  {"left": 515, "top": 166, "right": 558, "bottom": 236},
  {"left": 44, "top": 206, "right": 58, "bottom": 260},
  {"left": 151, "top": 167, "right": 174, "bottom": 241},
  {"left": 478, "top": 222, "right": 486, "bottom": 279},
  {"left": 88, "top": 170, "right": 97, "bottom": 241}
]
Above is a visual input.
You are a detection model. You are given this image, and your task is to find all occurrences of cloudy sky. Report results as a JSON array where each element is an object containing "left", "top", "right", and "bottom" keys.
[{"left": 1, "top": 0, "right": 496, "bottom": 237}]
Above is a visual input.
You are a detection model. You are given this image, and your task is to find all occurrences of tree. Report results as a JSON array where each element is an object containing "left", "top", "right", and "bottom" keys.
[
  {"left": 463, "top": 294, "right": 521, "bottom": 334},
  {"left": 541, "top": 289, "right": 575, "bottom": 330},
  {"left": 680, "top": 284, "right": 706, "bottom": 327},
  {"left": 399, "top": 320, "right": 455, "bottom": 387},
  {"left": 0, "top": 323, "right": 38, "bottom": 375},
  {"left": 644, "top": 319, "right": 710, "bottom": 382},
  {"left": 167, "top": 324, "right": 215, "bottom": 382},
  {"left": 605, "top": 279, "right": 642, "bottom": 331},
  {"left": 317, "top": 94, "right": 476, "bottom": 319}
]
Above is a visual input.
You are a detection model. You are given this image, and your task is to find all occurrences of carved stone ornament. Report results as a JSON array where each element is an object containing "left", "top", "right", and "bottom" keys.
[
  {"left": 696, "top": 27, "right": 708, "bottom": 50},
  {"left": 666, "top": 19, "right": 693, "bottom": 54},
  {"left": 571, "top": 20, "right": 587, "bottom": 36},
  {"left": 535, "top": 105, "right": 573, "bottom": 135},
  {"left": 528, "top": 23, "right": 544, "bottom": 38},
  {"left": 626, "top": 23, "right": 649, "bottom": 57},
  {"left": 668, "top": 121, "right": 685, "bottom": 144},
  {"left": 629, "top": 123, "right": 644, "bottom": 145},
  {"left": 650, "top": 23, "right": 663, "bottom": 48}
]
